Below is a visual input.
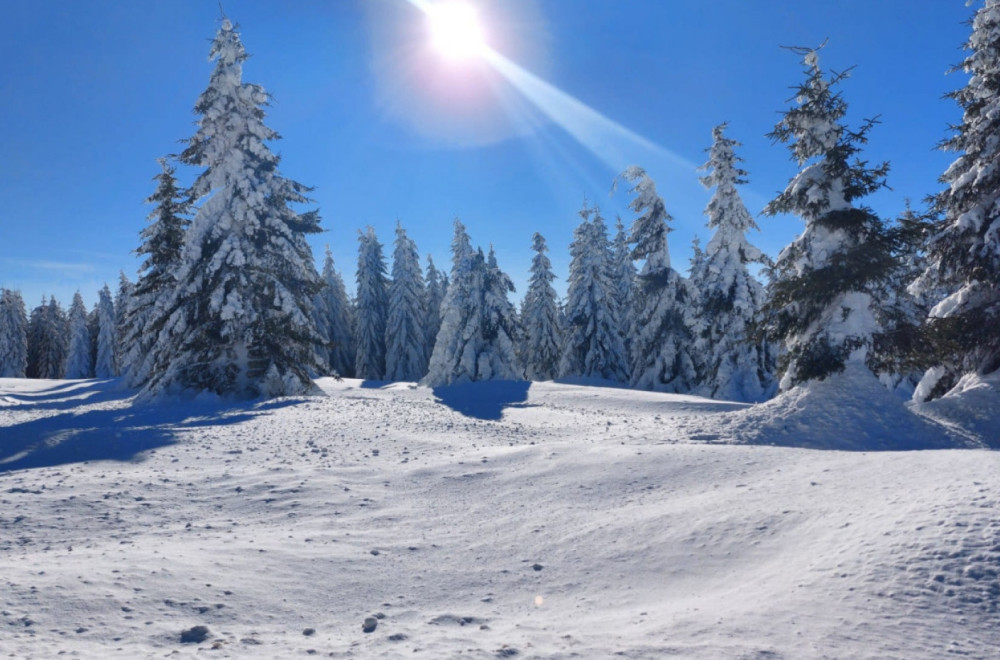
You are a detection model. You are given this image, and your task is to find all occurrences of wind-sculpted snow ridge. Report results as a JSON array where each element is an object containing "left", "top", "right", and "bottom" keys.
[
  {"left": 714, "top": 363, "right": 978, "bottom": 450},
  {"left": 0, "top": 376, "right": 998, "bottom": 659},
  {"left": 911, "top": 371, "right": 1000, "bottom": 448}
]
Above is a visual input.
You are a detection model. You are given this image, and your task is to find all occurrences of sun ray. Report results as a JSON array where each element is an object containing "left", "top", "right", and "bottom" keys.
[{"left": 405, "top": 0, "right": 694, "bottom": 176}]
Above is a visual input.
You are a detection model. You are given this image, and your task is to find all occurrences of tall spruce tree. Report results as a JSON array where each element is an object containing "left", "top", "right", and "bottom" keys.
[
  {"left": 687, "top": 235, "right": 709, "bottom": 383},
  {"left": 520, "top": 232, "right": 562, "bottom": 381},
  {"left": 696, "top": 124, "right": 774, "bottom": 401},
  {"left": 27, "top": 297, "right": 68, "bottom": 379},
  {"left": 761, "top": 48, "right": 894, "bottom": 392},
  {"left": 26, "top": 299, "right": 47, "bottom": 379},
  {"left": 424, "top": 221, "right": 522, "bottom": 386},
  {"left": 113, "top": 272, "right": 132, "bottom": 377},
  {"left": 315, "top": 247, "right": 356, "bottom": 378},
  {"left": 425, "top": 220, "right": 476, "bottom": 386},
  {"left": 610, "top": 217, "right": 637, "bottom": 367},
  {"left": 65, "top": 292, "right": 94, "bottom": 379},
  {"left": 355, "top": 226, "right": 389, "bottom": 380},
  {"left": 620, "top": 167, "right": 697, "bottom": 392},
  {"left": 912, "top": 1, "right": 1000, "bottom": 400},
  {"left": 864, "top": 203, "right": 941, "bottom": 393},
  {"left": 385, "top": 223, "right": 428, "bottom": 381},
  {"left": 143, "top": 17, "right": 324, "bottom": 398},
  {"left": 124, "top": 158, "right": 191, "bottom": 387},
  {"left": 424, "top": 255, "right": 447, "bottom": 358},
  {"left": 0, "top": 289, "right": 28, "bottom": 378},
  {"left": 559, "top": 204, "right": 628, "bottom": 381},
  {"left": 94, "top": 285, "right": 117, "bottom": 379},
  {"left": 481, "top": 245, "right": 523, "bottom": 379}
]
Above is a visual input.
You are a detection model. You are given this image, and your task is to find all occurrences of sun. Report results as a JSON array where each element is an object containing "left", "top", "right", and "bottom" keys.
[{"left": 427, "top": 2, "right": 487, "bottom": 60}]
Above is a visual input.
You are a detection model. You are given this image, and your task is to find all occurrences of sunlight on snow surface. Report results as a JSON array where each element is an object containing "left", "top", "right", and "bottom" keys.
[{"left": 0, "top": 375, "right": 998, "bottom": 658}]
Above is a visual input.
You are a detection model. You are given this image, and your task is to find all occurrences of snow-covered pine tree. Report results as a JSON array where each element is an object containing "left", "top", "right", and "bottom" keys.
[
  {"left": 610, "top": 217, "right": 637, "bottom": 366},
  {"left": 423, "top": 255, "right": 447, "bottom": 359},
  {"left": 686, "top": 235, "right": 709, "bottom": 385},
  {"left": 27, "top": 297, "right": 68, "bottom": 379},
  {"left": 620, "top": 167, "right": 697, "bottom": 392},
  {"left": 355, "top": 226, "right": 389, "bottom": 380},
  {"left": 87, "top": 304, "right": 99, "bottom": 375},
  {"left": 761, "top": 48, "right": 895, "bottom": 392},
  {"left": 123, "top": 157, "right": 191, "bottom": 387},
  {"left": 385, "top": 223, "right": 428, "bottom": 381},
  {"left": 696, "top": 123, "right": 774, "bottom": 401},
  {"left": 142, "top": 17, "right": 324, "bottom": 398},
  {"left": 425, "top": 220, "right": 476, "bottom": 386},
  {"left": 65, "top": 292, "right": 94, "bottom": 379},
  {"left": 559, "top": 204, "right": 628, "bottom": 382},
  {"left": 911, "top": 1, "right": 1000, "bottom": 400},
  {"left": 424, "top": 220, "right": 522, "bottom": 386},
  {"left": 26, "top": 299, "right": 46, "bottom": 379},
  {"left": 0, "top": 289, "right": 28, "bottom": 377},
  {"left": 94, "top": 285, "right": 117, "bottom": 379},
  {"left": 520, "top": 232, "right": 562, "bottom": 380},
  {"left": 480, "top": 246, "right": 523, "bottom": 380},
  {"left": 315, "top": 246, "right": 356, "bottom": 377},
  {"left": 113, "top": 272, "right": 132, "bottom": 377}
]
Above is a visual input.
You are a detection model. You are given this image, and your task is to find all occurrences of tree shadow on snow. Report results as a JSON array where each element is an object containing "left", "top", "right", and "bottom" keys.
[
  {"left": 0, "top": 379, "right": 129, "bottom": 412},
  {"left": 0, "top": 380, "right": 304, "bottom": 474},
  {"left": 432, "top": 380, "right": 531, "bottom": 421},
  {"left": 358, "top": 379, "right": 392, "bottom": 389}
]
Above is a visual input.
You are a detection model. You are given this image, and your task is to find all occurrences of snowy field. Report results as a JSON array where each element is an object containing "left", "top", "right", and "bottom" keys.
[{"left": 1, "top": 376, "right": 999, "bottom": 659}]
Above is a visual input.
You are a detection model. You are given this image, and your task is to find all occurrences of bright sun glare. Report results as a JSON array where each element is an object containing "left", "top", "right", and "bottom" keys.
[{"left": 428, "top": 2, "right": 487, "bottom": 60}]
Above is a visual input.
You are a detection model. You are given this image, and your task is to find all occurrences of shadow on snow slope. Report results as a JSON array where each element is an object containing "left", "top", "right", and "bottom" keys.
[
  {"left": 432, "top": 380, "right": 531, "bottom": 421},
  {"left": 0, "top": 379, "right": 304, "bottom": 474},
  {"left": 0, "top": 379, "right": 127, "bottom": 412}
]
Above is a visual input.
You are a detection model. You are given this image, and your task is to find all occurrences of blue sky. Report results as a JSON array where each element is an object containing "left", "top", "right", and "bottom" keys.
[{"left": 0, "top": 0, "right": 977, "bottom": 309}]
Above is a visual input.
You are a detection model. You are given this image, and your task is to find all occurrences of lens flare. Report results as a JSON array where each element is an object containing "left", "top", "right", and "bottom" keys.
[{"left": 427, "top": 2, "right": 487, "bottom": 60}]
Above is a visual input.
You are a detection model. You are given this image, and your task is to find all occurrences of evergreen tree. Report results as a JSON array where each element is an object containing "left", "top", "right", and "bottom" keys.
[
  {"left": 912, "top": 1, "right": 1000, "bottom": 400},
  {"left": 425, "top": 220, "right": 475, "bottom": 386},
  {"left": 65, "top": 292, "right": 94, "bottom": 379},
  {"left": 0, "top": 289, "right": 28, "bottom": 378},
  {"left": 620, "top": 167, "right": 697, "bottom": 392},
  {"left": 27, "top": 297, "right": 68, "bottom": 379},
  {"left": 94, "top": 285, "right": 117, "bottom": 379},
  {"left": 424, "top": 220, "right": 522, "bottom": 386},
  {"left": 761, "top": 48, "right": 894, "bottom": 392},
  {"left": 559, "top": 204, "right": 629, "bottom": 381},
  {"left": 687, "top": 235, "right": 709, "bottom": 384},
  {"left": 424, "top": 255, "right": 447, "bottom": 358},
  {"left": 26, "top": 299, "right": 46, "bottom": 379},
  {"left": 481, "top": 245, "right": 523, "bottom": 379},
  {"left": 143, "top": 17, "right": 324, "bottom": 398},
  {"left": 355, "top": 226, "right": 389, "bottom": 380},
  {"left": 864, "top": 203, "right": 940, "bottom": 392},
  {"left": 87, "top": 304, "right": 99, "bottom": 375},
  {"left": 610, "top": 217, "right": 637, "bottom": 366},
  {"left": 113, "top": 272, "right": 132, "bottom": 377},
  {"left": 315, "top": 246, "right": 356, "bottom": 377},
  {"left": 520, "top": 232, "right": 562, "bottom": 381},
  {"left": 385, "top": 223, "right": 428, "bottom": 381},
  {"left": 696, "top": 123, "right": 774, "bottom": 401},
  {"left": 123, "top": 157, "right": 191, "bottom": 387}
]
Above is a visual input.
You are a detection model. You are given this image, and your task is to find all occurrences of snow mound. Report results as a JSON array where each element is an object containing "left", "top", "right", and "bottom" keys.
[
  {"left": 715, "top": 363, "right": 973, "bottom": 450},
  {"left": 912, "top": 371, "right": 1000, "bottom": 448}
]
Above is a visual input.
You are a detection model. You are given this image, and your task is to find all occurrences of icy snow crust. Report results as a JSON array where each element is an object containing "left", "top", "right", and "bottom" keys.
[{"left": 1, "top": 376, "right": 998, "bottom": 659}]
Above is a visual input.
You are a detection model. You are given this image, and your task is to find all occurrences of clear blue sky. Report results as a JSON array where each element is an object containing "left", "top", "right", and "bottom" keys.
[{"left": 0, "top": 0, "right": 976, "bottom": 309}]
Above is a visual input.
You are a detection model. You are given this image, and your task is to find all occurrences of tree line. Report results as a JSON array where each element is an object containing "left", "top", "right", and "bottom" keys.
[{"left": 1, "top": 4, "right": 998, "bottom": 404}]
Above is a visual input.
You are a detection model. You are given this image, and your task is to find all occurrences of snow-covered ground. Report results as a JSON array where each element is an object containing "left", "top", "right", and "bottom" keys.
[{"left": 1, "top": 375, "right": 998, "bottom": 659}]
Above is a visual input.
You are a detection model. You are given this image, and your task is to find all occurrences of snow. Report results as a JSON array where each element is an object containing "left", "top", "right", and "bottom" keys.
[
  {"left": 913, "top": 371, "right": 1000, "bottom": 446},
  {"left": 2, "top": 375, "right": 998, "bottom": 659}
]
